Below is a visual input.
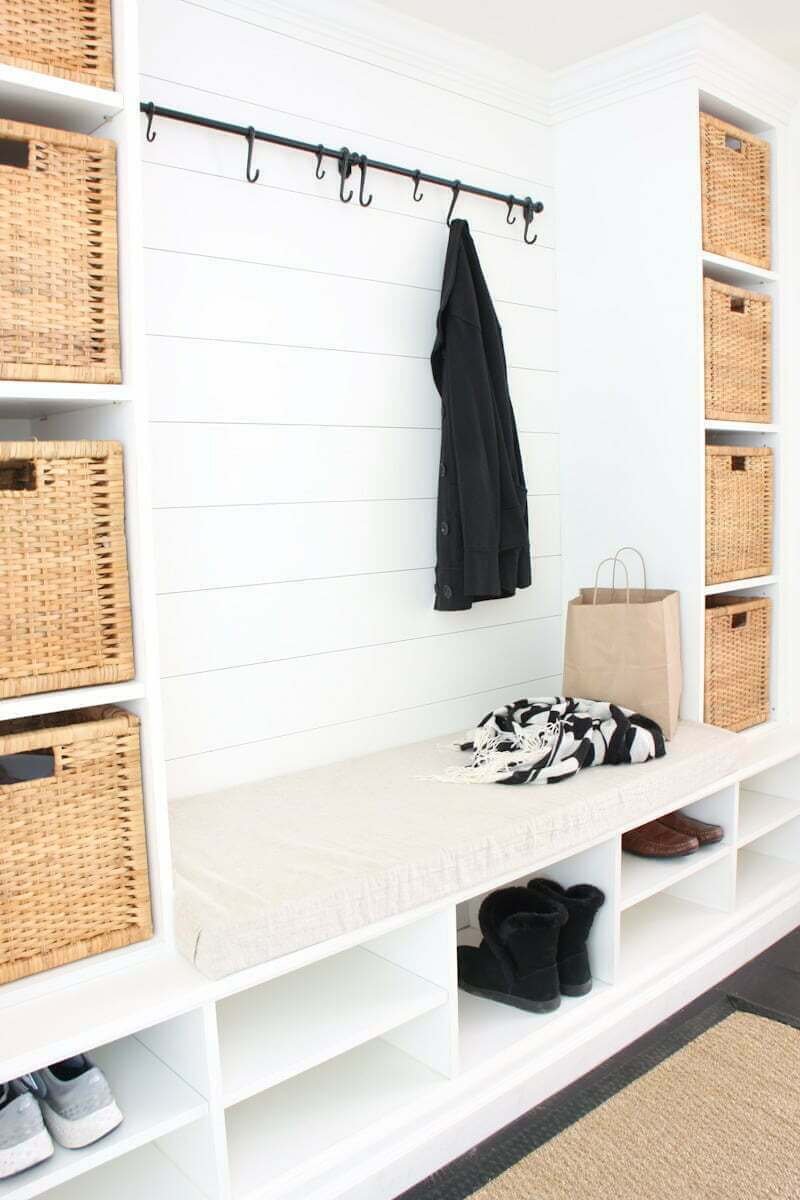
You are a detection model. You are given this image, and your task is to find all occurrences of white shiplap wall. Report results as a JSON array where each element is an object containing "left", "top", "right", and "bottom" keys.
[{"left": 139, "top": 0, "right": 561, "bottom": 798}]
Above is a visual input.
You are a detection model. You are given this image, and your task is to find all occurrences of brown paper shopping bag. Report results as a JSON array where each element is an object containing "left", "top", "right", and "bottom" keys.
[{"left": 563, "top": 548, "right": 682, "bottom": 738}]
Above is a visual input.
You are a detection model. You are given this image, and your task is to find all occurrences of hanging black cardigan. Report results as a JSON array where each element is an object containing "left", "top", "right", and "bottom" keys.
[{"left": 431, "top": 219, "right": 532, "bottom": 611}]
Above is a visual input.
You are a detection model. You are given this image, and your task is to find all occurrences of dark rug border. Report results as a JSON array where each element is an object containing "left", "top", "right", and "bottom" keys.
[{"left": 398, "top": 992, "right": 795, "bottom": 1200}]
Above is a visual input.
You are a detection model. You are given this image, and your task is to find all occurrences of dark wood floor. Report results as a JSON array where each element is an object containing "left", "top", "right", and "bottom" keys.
[{"left": 399, "top": 926, "right": 800, "bottom": 1200}]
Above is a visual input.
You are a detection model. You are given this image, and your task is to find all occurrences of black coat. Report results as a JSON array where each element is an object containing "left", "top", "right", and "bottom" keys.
[{"left": 431, "top": 219, "right": 532, "bottom": 611}]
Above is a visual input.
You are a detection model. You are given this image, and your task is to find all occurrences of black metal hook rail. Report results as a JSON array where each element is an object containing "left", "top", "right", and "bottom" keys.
[{"left": 140, "top": 101, "right": 544, "bottom": 244}]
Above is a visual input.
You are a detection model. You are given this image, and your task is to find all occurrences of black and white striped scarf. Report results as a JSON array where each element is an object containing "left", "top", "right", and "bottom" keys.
[{"left": 446, "top": 697, "right": 665, "bottom": 786}]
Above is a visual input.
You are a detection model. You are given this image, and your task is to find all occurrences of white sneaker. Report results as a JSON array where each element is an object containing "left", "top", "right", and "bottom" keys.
[
  {"left": 0, "top": 1082, "right": 54, "bottom": 1178},
  {"left": 19, "top": 1057, "right": 123, "bottom": 1150}
]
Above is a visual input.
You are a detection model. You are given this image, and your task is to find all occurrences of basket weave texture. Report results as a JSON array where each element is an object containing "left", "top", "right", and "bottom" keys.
[
  {"left": 0, "top": 706, "right": 152, "bottom": 984},
  {"left": 0, "top": 441, "right": 134, "bottom": 698},
  {"left": 0, "top": 1, "right": 113, "bottom": 89},
  {"left": 0, "top": 118, "right": 120, "bottom": 383},
  {"left": 705, "top": 445, "right": 772, "bottom": 585},
  {"left": 704, "top": 278, "right": 771, "bottom": 423},
  {"left": 705, "top": 596, "right": 770, "bottom": 731},
  {"left": 700, "top": 113, "right": 770, "bottom": 269}
]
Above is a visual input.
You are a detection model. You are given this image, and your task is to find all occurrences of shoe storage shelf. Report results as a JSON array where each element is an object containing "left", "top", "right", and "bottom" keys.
[
  {"left": 558, "top": 41, "right": 796, "bottom": 736},
  {"left": 3, "top": 735, "right": 800, "bottom": 1200}
]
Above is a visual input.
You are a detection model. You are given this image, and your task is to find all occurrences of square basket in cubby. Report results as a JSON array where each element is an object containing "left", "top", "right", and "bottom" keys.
[
  {"left": 0, "top": 117, "right": 121, "bottom": 383},
  {"left": 0, "top": 441, "right": 134, "bottom": 698},
  {"left": 704, "top": 278, "right": 771, "bottom": 423},
  {"left": 0, "top": 706, "right": 153, "bottom": 984},
  {"left": 700, "top": 113, "right": 771, "bottom": 269},
  {"left": 705, "top": 445, "right": 773, "bottom": 585},
  {"left": 0, "top": 1, "right": 114, "bottom": 90},
  {"left": 705, "top": 596, "right": 771, "bottom": 731}
]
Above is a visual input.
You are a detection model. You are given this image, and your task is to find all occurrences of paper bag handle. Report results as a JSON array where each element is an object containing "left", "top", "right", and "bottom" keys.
[
  {"left": 612, "top": 546, "right": 648, "bottom": 594},
  {"left": 592, "top": 557, "right": 630, "bottom": 605}
]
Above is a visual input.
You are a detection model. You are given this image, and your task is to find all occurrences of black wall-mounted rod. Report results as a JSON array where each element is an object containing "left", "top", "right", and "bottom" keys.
[{"left": 140, "top": 101, "right": 544, "bottom": 242}]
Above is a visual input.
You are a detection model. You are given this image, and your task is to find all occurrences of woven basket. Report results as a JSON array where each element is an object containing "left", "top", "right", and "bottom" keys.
[
  {"left": 705, "top": 596, "right": 770, "bottom": 731},
  {"left": 0, "top": 1, "right": 113, "bottom": 90},
  {"left": 704, "top": 278, "right": 771, "bottom": 423},
  {"left": 0, "top": 441, "right": 134, "bottom": 698},
  {"left": 706, "top": 445, "right": 772, "bottom": 585},
  {"left": 0, "top": 118, "right": 120, "bottom": 383},
  {"left": 700, "top": 113, "right": 770, "bottom": 269},
  {"left": 0, "top": 706, "right": 152, "bottom": 984}
]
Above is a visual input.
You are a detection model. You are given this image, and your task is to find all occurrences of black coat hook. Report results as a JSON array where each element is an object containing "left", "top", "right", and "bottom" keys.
[
  {"left": 314, "top": 145, "right": 326, "bottom": 180},
  {"left": 506, "top": 196, "right": 516, "bottom": 225},
  {"left": 446, "top": 181, "right": 461, "bottom": 227},
  {"left": 338, "top": 147, "right": 354, "bottom": 203},
  {"left": 245, "top": 127, "right": 260, "bottom": 183},
  {"left": 522, "top": 197, "right": 541, "bottom": 245},
  {"left": 412, "top": 170, "right": 424, "bottom": 202},
  {"left": 144, "top": 101, "right": 157, "bottom": 143},
  {"left": 357, "top": 155, "right": 373, "bottom": 207}
]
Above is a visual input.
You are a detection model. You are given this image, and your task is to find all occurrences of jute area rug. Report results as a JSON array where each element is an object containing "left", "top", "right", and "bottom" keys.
[{"left": 470, "top": 1009, "right": 800, "bottom": 1199}]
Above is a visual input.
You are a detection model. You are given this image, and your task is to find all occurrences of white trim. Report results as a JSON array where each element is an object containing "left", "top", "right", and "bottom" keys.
[{"left": 550, "top": 15, "right": 800, "bottom": 125}]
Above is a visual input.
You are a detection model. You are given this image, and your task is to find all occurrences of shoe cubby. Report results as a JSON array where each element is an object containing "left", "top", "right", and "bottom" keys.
[
  {"left": 620, "top": 786, "right": 737, "bottom": 912},
  {"left": 455, "top": 838, "right": 619, "bottom": 1072},
  {"left": 0, "top": 1011, "right": 210, "bottom": 1200},
  {"left": 738, "top": 755, "right": 800, "bottom": 849},
  {"left": 216, "top": 911, "right": 453, "bottom": 1107},
  {"left": 21, "top": 1144, "right": 204, "bottom": 1200}
]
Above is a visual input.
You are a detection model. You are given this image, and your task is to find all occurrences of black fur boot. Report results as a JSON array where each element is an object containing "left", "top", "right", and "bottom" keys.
[
  {"left": 457, "top": 887, "right": 568, "bottom": 1012},
  {"left": 528, "top": 879, "right": 605, "bottom": 996}
]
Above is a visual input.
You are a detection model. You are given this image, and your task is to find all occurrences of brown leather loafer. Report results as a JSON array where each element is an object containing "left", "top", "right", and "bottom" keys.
[
  {"left": 622, "top": 820, "right": 699, "bottom": 858},
  {"left": 659, "top": 810, "right": 724, "bottom": 846}
]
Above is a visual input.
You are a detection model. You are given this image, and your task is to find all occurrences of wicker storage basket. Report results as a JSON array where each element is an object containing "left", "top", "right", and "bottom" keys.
[
  {"left": 705, "top": 596, "right": 770, "bottom": 731},
  {"left": 700, "top": 113, "right": 770, "bottom": 269},
  {"left": 704, "top": 278, "right": 771, "bottom": 423},
  {"left": 0, "top": 441, "right": 134, "bottom": 698},
  {"left": 0, "top": 118, "right": 120, "bottom": 383},
  {"left": 0, "top": 706, "right": 152, "bottom": 984},
  {"left": 705, "top": 445, "right": 772, "bottom": 585},
  {"left": 0, "top": 1, "right": 113, "bottom": 90}
]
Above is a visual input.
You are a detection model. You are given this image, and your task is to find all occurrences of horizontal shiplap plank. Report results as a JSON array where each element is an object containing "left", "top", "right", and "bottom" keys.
[
  {"left": 143, "top": 164, "right": 556, "bottom": 310},
  {"left": 158, "top": 554, "right": 560, "bottom": 677},
  {"left": 140, "top": 1, "right": 554, "bottom": 187},
  {"left": 144, "top": 251, "right": 556, "bottom": 370},
  {"left": 146, "top": 336, "right": 558, "bottom": 432},
  {"left": 162, "top": 616, "right": 562, "bottom": 760},
  {"left": 154, "top": 494, "right": 561, "bottom": 592},
  {"left": 149, "top": 425, "right": 558, "bottom": 507},
  {"left": 165, "top": 672, "right": 563, "bottom": 798}
]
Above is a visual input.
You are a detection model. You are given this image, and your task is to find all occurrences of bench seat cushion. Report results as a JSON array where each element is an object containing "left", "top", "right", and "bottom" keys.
[{"left": 171, "top": 721, "right": 738, "bottom": 980}]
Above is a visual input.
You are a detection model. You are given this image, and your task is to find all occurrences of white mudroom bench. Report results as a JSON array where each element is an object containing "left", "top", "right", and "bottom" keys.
[{"left": 3, "top": 721, "right": 800, "bottom": 1200}]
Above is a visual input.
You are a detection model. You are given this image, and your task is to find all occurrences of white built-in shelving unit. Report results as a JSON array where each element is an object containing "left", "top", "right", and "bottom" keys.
[
  {"left": 0, "top": 0, "right": 173, "bottom": 988},
  {"left": 3, "top": 13, "right": 800, "bottom": 1200}
]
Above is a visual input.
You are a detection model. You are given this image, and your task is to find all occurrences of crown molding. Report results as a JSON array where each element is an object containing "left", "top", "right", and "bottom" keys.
[
  {"left": 185, "top": 0, "right": 550, "bottom": 125},
  {"left": 550, "top": 15, "right": 800, "bottom": 126}
]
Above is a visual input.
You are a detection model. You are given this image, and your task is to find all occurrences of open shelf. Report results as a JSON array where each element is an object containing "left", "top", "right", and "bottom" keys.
[
  {"left": 218, "top": 946, "right": 447, "bottom": 1106},
  {"left": 37, "top": 1144, "right": 205, "bottom": 1200},
  {"left": 458, "top": 982, "right": 610, "bottom": 1071},
  {"left": 620, "top": 844, "right": 732, "bottom": 910},
  {"left": 0, "top": 382, "right": 129, "bottom": 419},
  {"left": 0, "top": 1038, "right": 207, "bottom": 1200},
  {"left": 704, "top": 420, "right": 779, "bottom": 434},
  {"left": 226, "top": 1038, "right": 444, "bottom": 1197},
  {"left": 736, "top": 849, "right": 800, "bottom": 910},
  {"left": 0, "top": 63, "right": 122, "bottom": 134},
  {"left": 0, "top": 681, "right": 146, "bottom": 723},
  {"left": 738, "top": 789, "right": 800, "bottom": 847},
  {"left": 701, "top": 250, "right": 778, "bottom": 285},
  {"left": 619, "top": 894, "right": 730, "bottom": 985},
  {"left": 705, "top": 575, "right": 778, "bottom": 596}
]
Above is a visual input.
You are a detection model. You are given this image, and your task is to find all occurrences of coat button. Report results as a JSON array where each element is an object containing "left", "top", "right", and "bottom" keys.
[
  {"left": 440, "top": 521, "right": 449, "bottom": 535},
  {"left": 443, "top": 584, "right": 453, "bottom": 599},
  {"left": 440, "top": 463, "right": 447, "bottom": 478}
]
